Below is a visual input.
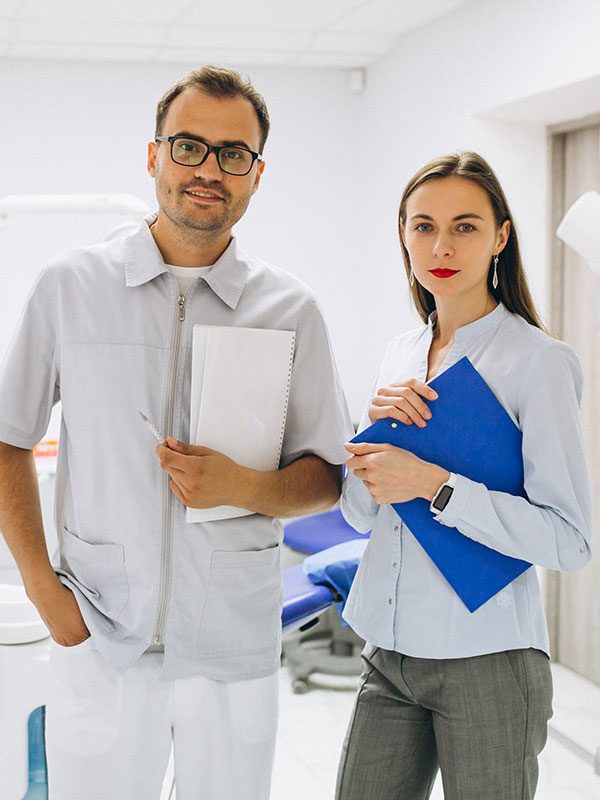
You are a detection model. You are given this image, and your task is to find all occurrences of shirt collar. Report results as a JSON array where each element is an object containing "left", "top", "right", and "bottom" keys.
[
  {"left": 427, "top": 302, "right": 509, "bottom": 342},
  {"left": 122, "top": 213, "right": 249, "bottom": 310}
]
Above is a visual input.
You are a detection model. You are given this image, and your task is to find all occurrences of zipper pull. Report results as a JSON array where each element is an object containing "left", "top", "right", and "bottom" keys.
[
  {"left": 178, "top": 294, "right": 186, "bottom": 322},
  {"left": 153, "top": 634, "right": 162, "bottom": 646}
]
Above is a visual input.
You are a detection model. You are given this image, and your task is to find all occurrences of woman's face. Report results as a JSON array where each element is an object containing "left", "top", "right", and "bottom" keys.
[{"left": 402, "top": 176, "right": 510, "bottom": 302}]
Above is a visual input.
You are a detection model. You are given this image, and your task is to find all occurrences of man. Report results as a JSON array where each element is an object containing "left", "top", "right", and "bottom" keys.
[{"left": 0, "top": 66, "right": 352, "bottom": 799}]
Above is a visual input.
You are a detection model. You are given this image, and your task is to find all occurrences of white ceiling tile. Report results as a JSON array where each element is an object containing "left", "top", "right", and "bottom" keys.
[
  {"left": 12, "top": 19, "right": 169, "bottom": 47},
  {"left": 19, "top": 0, "right": 191, "bottom": 24},
  {"left": 0, "top": 1, "right": 25, "bottom": 19},
  {"left": 310, "top": 30, "right": 396, "bottom": 54},
  {"left": 291, "top": 51, "right": 380, "bottom": 68},
  {"left": 182, "top": 0, "right": 362, "bottom": 31},
  {"left": 332, "top": 0, "right": 469, "bottom": 33},
  {"left": 162, "top": 25, "right": 312, "bottom": 52},
  {"left": 10, "top": 41, "right": 158, "bottom": 61},
  {"left": 155, "top": 46, "right": 290, "bottom": 66}
]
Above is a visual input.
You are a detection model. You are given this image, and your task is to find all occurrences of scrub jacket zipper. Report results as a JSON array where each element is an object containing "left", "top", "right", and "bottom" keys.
[{"left": 152, "top": 279, "right": 197, "bottom": 647}]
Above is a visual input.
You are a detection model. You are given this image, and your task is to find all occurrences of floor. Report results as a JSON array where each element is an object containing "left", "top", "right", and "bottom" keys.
[{"left": 162, "top": 662, "right": 600, "bottom": 799}]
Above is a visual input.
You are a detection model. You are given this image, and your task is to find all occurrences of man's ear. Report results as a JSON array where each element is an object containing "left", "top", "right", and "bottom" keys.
[
  {"left": 251, "top": 160, "right": 265, "bottom": 195},
  {"left": 147, "top": 141, "right": 158, "bottom": 178}
]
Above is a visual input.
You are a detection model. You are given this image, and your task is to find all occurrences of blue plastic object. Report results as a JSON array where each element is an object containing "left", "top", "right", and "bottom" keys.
[
  {"left": 282, "top": 564, "right": 334, "bottom": 632},
  {"left": 352, "top": 356, "right": 531, "bottom": 612},
  {"left": 303, "top": 540, "right": 368, "bottom": 616},
  {"left": 284, "top": 509, "right": 369, "bottom": 555},
  {"left": 23, "top": 706, "right": 48, "bottom": 799}
]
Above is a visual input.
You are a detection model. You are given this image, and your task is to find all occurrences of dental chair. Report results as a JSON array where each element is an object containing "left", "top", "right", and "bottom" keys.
[{"left": 282, "top": 509, "right": 370, "bottom": 693}]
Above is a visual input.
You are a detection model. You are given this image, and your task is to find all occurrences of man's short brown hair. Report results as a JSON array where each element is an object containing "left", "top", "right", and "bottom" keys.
[{"left": 155, "top": 65, "right": 270, "bottom": 152}]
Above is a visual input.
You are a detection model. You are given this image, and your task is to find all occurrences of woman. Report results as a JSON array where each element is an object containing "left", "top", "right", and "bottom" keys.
[{"left": 336, "top": 152, "right": 591, "bottom": 800}]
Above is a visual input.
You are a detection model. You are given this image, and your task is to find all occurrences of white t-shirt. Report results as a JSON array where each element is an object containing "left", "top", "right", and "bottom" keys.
[{"left": 166, "top": 264, "right": 212, "bottom": 295}]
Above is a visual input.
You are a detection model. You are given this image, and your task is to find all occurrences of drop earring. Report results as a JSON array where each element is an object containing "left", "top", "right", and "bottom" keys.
[
  {"left": 409, "top": 268, "right": 415, "bottom": 287},
  {"left": 492, "top": 255, "right": 499, "bottom": 290}
]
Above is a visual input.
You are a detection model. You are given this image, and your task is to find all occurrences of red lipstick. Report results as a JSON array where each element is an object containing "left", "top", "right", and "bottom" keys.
[{"left": 429, "top": 269, "right": 459, "bottom": 279}]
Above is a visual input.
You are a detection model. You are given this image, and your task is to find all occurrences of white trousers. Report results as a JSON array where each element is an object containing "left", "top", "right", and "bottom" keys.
[{"left": 45, "top": 638, "right": 279, "bottom": 800}]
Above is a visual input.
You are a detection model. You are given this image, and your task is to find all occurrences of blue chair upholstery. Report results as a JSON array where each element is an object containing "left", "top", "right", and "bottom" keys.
[
  {"left": 281, "top": 565, "right": 335, "bottom": 635},
  {"left": 283, "top": 509, "right": 368, "bottom": 554}
]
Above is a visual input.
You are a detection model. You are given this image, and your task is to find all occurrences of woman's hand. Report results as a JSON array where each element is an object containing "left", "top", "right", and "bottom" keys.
[
  {"left": 345, "top": 441, "right": 449, "bottom": 505},
  {"left": 368, "top": 379, "right": 438, "bottom": 427}
]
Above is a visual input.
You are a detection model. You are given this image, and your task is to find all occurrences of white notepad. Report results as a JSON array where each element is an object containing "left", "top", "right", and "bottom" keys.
[{"left": 186, "top": 325, "right": 296, "bottom": 523}]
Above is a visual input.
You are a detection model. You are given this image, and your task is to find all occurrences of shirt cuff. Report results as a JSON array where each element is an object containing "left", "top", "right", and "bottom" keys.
[{"left": 432, "top": 473, "right": 474, "bottom": 527}]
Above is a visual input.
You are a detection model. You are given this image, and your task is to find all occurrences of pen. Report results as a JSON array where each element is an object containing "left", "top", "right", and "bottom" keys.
[{"left": 138, "top": 411, "right": 166, "bottom": 444}]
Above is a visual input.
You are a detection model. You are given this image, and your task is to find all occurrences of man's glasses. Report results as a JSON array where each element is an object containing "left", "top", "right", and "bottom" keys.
[{"left": 155, "top": 135, "right": 261, "bottom": 176}]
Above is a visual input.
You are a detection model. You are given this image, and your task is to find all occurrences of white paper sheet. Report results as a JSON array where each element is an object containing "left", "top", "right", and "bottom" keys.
[{"left": 186, "top": 326, "right": 295, "bottom": 523}]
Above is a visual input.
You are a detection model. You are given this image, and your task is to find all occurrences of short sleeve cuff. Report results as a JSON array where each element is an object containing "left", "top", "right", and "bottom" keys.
[
  {"left": 0, "top": 421, "right": 39, "bottom": 450},
  {"left": 432, "top": 473, "right": 474, "bottom": 527}
]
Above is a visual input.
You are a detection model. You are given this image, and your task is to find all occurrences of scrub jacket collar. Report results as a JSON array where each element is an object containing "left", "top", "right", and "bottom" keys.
[{"left": 122, "top": 213, "right": 249, "bottom": 310}]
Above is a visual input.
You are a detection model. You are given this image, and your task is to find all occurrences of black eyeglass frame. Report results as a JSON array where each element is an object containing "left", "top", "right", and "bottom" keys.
[{"left": 155, "top": 134, "right": 262, "bottom": 176}]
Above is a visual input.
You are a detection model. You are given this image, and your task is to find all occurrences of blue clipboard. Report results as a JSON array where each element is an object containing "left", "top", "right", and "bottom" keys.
[{"left": 351, "top": 356, "right": 531, "bottom": 612}]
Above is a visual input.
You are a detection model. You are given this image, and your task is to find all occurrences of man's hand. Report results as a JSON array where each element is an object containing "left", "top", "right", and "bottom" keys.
[
  {"left": 156, "top": 437, "right": 246, "bottom": 508},
  {"left": 345, "top": 441, "right": 449, "bottom": 505},
  {"left": 31, "top": 577, "right": 90, "bottom": 647}
]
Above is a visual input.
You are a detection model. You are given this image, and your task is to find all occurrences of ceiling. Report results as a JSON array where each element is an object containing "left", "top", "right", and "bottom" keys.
[{"left": 0, "top": 0, "right": 470, "bottom": 68}]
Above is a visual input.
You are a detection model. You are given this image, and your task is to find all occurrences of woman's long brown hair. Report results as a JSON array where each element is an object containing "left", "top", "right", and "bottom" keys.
[{"left": 398, "top": 151, "right": 544, "bottom": 329}]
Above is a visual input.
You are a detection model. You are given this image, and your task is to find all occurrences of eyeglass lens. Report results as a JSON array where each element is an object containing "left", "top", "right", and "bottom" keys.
[{"left": 171, "top": 138, "right": 253, "bottom": 175}]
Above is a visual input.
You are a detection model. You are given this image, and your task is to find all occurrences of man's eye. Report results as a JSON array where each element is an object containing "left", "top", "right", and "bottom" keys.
[
  {"left": 178, "top": 140, "right": 202, "bottom": 152},
  {"left": 222, "top": 149, "right": 243, "bottom": 160}
]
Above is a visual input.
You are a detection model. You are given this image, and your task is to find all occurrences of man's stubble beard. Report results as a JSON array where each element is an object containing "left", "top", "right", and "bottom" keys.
[{"left": 157, "top": 175, "right": 251, "bottom": 240}]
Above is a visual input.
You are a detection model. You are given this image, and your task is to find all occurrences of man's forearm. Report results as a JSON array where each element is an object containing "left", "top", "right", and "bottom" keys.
[
  {"left": 237, "top": 455, "right": 342, "bottom": 518},
  {"left": 0, "top": 442, "right": 57, "bottom": 600}
]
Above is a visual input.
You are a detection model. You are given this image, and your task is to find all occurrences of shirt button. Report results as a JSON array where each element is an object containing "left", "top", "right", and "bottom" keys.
[
  {"left": 394, "top": 525, "right": 399, "bottom": 532},
  {"left": 392, "top": 562, "right": 398, "bottom": 568},
  {"left": 388, "top": 598, "right": 393, "bottom": 605}
]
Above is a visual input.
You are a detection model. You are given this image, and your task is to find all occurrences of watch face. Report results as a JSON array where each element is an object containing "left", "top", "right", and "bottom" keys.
[{"left": 433, "top": 484, "right": 454, "bottom": 512}]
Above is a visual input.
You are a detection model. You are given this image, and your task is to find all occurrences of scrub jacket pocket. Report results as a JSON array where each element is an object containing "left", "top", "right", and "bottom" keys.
[
  {"left": 59, "top": 527, "right": 130, "bottom": 621},
  {"left": 197, "top": 544, "right": 281, "bottom": 657}
]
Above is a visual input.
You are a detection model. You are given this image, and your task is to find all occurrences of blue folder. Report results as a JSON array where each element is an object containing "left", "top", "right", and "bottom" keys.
[{"left": 351, "top": 356, "right": 531, "bottom": 612}]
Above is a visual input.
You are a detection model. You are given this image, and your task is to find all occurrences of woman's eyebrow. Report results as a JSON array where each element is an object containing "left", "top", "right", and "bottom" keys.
[{"left": 409, "top": 213, "right": 485, "bottom": 221}]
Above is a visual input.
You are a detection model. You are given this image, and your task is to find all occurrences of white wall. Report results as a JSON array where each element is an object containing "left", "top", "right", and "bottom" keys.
[
  {"left": 0, "top": 58, "right": 366, "bottom": 416},
  {"left": 2, "top": 0, "right": 600, "bottom": 424},
  {"left": 352, "top": 0, "right": 600, "bottom": 399}
]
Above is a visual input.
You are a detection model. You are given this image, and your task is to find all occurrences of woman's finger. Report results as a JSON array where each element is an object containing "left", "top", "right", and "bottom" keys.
[
  {"left": 373, "top": 387, "right": 432, "bottom": 423},
  {"left": 388, "top": 379, "right": 438, "bottom": 401},
  {"left": 368, "top": 404, "right": 414, "bottom": 425}
]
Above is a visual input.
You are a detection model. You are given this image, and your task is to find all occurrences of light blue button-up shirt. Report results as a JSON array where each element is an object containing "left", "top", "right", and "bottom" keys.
[{"left": 342, "top": 303, "right": 592, "bottom": 659}]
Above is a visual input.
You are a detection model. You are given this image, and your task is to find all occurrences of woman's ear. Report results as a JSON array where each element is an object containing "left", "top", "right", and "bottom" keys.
[
  {"left": 399, "top": 219, "right": 406, "bottom": 247},
  {"left": 495, "top": 219, "right": 511, "bottom": 255}
]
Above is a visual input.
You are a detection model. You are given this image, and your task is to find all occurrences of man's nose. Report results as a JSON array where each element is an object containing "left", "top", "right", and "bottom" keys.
[{"left": 193, "top": 151, "right": 223, "bottom": 182}]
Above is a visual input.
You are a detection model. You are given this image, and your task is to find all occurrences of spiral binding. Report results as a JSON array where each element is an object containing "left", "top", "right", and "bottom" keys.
[{"left": 274, "top": 331, "right": 296, "bottom": 467}]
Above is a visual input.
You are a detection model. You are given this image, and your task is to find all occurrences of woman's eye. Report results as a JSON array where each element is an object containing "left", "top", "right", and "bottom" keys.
[
  {"left": 457, "top": 223, "right": 475, "bottom": 232},
  {"left": 415, "top": 223, "right": 432, "bottom": 232}
]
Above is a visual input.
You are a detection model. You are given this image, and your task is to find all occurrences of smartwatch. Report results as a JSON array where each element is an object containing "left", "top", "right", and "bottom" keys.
[{"left": 430, "top": 472, "right": 457, "bottom": 514}]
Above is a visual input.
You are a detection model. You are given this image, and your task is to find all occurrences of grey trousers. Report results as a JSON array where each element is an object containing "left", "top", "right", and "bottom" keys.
[{"left": 335, "top": 646, "right": 553, "bottom": 800}]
